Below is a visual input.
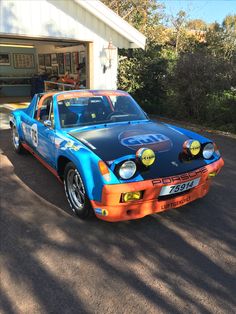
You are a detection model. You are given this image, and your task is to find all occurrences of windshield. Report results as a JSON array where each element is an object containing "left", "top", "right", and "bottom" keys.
[{"left": 57, "top": 94, "right": 147, "bottom": 128}]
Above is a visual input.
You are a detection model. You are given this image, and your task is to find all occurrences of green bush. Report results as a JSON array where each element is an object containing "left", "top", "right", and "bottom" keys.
[
  {"left": 206, "top": 91, "right": 236, "bottom": 132},
  {"left": 117, "top": 29, "right": 236, "bottom": 133}
]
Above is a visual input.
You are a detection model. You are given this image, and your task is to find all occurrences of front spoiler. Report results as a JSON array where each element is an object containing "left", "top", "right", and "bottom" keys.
[{"left": 91, "top": 158, "right": 224, "bottom": 222}]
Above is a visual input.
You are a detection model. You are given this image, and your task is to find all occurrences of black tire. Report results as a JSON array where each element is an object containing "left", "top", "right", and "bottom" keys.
[
  {"left": 63, "top": 162, "right": 93, "bottom": 219},
  {"left": 11, "top": 124, "right": 25, "bottom": 154}
]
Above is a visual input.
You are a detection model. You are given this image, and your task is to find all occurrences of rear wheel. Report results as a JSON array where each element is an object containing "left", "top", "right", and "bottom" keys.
[
  {"left": 11, "top": 125, "right": 24, "bottom": 154},
  {"left": 64, "top": 162, "right": 93, "bottom": 219}
]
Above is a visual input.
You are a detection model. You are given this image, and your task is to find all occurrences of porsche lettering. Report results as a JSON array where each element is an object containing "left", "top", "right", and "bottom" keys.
[{"left": 152, "top": 167, "right": 207, "bottom": 185}]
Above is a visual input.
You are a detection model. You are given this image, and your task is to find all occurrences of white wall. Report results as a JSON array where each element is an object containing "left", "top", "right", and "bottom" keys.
[{"left": 0, "top": 0, "right": 128, "bottom": 89}]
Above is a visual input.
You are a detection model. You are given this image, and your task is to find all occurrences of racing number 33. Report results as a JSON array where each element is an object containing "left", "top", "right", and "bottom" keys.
[{"left": 159, "top": 178, "right": 200, "bottom": 196}]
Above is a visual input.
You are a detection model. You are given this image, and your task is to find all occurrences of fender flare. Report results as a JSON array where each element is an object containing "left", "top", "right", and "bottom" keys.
[
  {"left": 9, "top": 112, "right": 24, "bottom": 140},
  {"left": 56, "top": 148, "right": 107, "bottom": 202}
]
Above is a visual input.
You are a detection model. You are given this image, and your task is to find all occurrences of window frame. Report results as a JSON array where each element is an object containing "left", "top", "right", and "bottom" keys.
[{"left": 34, "top": 95, "right": 54, "bottom": 127}]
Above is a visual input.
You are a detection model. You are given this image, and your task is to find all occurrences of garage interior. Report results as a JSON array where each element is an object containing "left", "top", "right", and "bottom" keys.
[{"left": 0, "top": 36, "right": 90, "bottom": 98}]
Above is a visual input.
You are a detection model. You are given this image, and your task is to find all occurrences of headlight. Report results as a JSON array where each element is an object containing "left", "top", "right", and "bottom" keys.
[
  {"left": 118, "top": 160, "right": 136, "bottom": 179},
  {"left": 136, "top": 148, "right": 155, "bottom": 166},
  {"left": 203, "top": 143, "right": 214, "bottom": 159},
  {"left": 122, "top": 191, "right": 142, "bottom": 202},
  {"left": 183, "top": 139, "right": 201, "bottom": 156}
]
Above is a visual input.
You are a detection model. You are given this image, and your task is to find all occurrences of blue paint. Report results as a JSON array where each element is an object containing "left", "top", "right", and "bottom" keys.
[
  {"left": 11, "top": 91, "right": 223, "bottom": 206},
  {"left": 95, "top": 208, "right": 103, "bottom": 215}
]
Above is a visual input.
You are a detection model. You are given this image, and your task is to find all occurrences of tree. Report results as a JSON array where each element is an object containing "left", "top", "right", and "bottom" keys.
[
  {"left": 101, "top": 0, "right": 165, "bottom": 42},
  {"left": 101, "top": 1, "right": 236, "bottom": 132},
  {"left": 206, "top": 15, "right": 236, "bottom": 61},
  {"left": 223, "top": 14, "right": 236, "bottom": 31},
  {"left": 170, "top": 10, "right": 188, "bottom": 54},
  {"left": 187, "top": 19, "right": 207, "bottom": 31},
  {"left": 222, "top": 15, "right": 236, "bottom": 61},
  {"left": 170, "top": 51, "right": 234, "bottom": 119},
  {"left": 102, "top": 0, "right": 163, "bottom": 33}
]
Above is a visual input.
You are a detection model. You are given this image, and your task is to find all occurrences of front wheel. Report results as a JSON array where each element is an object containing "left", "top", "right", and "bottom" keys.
[
  {"left": 11, "top": 125, "right": 25, "bottom": 154},
  {"left": 64, "top": 162, "right": 93, "bottom": 219}
]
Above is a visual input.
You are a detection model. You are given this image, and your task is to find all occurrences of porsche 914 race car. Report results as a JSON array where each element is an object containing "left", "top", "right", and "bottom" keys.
[{"left": 10, "top": 90, "right": 224, "bottom": 222}]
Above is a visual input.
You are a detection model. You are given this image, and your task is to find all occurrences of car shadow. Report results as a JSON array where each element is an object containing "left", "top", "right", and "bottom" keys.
[{"left": 0, "top": 129, "right": 72, "bottom": 214}]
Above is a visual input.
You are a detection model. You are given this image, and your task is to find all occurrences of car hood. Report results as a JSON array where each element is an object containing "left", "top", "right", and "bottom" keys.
[{"left": 69, "top": 121, "right": 208, "bottom": 178}]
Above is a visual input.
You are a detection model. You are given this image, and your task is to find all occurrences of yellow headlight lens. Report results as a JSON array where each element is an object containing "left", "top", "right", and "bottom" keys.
[
  {"left": 183, "top": 140, "right": 201, "bottom": 156},
  {"left": 189, "top": 140, "right": 201, "bottom": 156},
  {"left": 208, "top": 172, "right": 217, "bottom": 178},
  {"left": 122, "top": 191, "right": 142, "bottom": 202},
  {"left": 136, "top": 148, "right": 155, "bottom": 166}
]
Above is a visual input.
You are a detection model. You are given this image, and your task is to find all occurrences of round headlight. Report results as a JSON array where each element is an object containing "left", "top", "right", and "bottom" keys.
[
  {"left": 203, "top": 143, "right": 214, "bottom": 159},
  {"left": 136, "top": 148, "right": 155, "bottom": 166},
  {"left": 118, "top": 161, "right": 136, "bottom": 179},
  {"left": 183, "top": 139, "right": 201, "bottom": 156}
]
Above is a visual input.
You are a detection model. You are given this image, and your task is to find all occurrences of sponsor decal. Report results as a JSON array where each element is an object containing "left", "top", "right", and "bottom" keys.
[
  {"left": 90, "top": 98, "right": 102, "bottom": 103},
  {"left": 30, "top": 123, "right": 38, "bottom": 147},
  {"left": 161, "top": 196, "right": 191, "bottom": 210},
  {"left": 136, "top": 148, "right": 155, "bottom": 166},
  {"left": 55, "top": 138, "right": 64, "bottom": 148},
  {"left": 65, "top": 141, "right": 80, "bottom": 151},
  {"left": 21, "top": 122, "right": 27, "bottom": 136},
  {"left": 95, "top": 208, "right": 108, "bottom": 216},
  {"left": 119, "top": 130, "right": 172, "bottom": 152},
  {"left": 152, "top": 167, "right": 207, "bottom": 185}
]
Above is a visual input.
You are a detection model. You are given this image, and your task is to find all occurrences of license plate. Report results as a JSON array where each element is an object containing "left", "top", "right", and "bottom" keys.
[{"left": 159, "top": 178, "right": 200, "bottom": 196}]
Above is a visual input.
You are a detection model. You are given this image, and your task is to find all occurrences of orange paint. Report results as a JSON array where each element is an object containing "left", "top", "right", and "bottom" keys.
[
  {"left": 57, "top": 91, "right": 94, "bottom": 101},
  {"left": 56, "top": 90, "right": 129, "bottom": 101},
  {"left": 91, "top": 158, "right": 224, "bottom": 222},
  {"left": 36, "top": 92, "right": 56, "bottom": 120}
]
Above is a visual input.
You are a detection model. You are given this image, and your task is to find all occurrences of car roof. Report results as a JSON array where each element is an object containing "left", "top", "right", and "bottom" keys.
[{"left": 52, "top": 89, "right": 129, "bottom": 101}]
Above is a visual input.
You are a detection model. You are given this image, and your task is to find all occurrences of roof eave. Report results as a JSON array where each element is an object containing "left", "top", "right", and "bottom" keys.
[{"left": 74, "top": 0, "right": 146, "bottom": 49}]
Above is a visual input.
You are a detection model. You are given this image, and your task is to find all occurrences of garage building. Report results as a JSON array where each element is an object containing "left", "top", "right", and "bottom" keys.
[{"left": 0, "top": 0, "right": 145, "bottom": 97}]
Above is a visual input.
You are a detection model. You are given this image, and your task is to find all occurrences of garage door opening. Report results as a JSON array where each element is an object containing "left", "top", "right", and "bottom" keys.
[{"left": 0, "top": 36, "right": 92, "bottom": 98}]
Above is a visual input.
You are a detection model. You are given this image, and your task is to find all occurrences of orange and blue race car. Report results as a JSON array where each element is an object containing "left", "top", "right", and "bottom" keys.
[{"left": 10, "top": 90, "right": 224, "bottom": 222}]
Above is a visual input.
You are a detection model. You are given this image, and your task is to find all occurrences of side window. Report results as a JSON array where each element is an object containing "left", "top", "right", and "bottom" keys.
[
  {"left": 33, "top": 96, "right": 41, "bottom": 119},
  {"left": 109, "top": 96, "right": 117, "bottom": 108},
  {"left": 49, "top": 101, "right": 54, "bottom": 127},
  {"left": 26, "top": 94, "right": 38, "bottom": 118},
  {"left": 34, "top": 96, "right": 54, "bottom": 126}
]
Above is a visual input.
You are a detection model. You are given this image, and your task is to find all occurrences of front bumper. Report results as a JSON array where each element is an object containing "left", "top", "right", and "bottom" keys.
[{"left": 91, "top": 158, "right": 224, "bottom": 222}]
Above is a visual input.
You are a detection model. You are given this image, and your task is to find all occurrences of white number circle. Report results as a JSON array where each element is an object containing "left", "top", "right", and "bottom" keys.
[{"left": 31, "top": 123, "right": 38, "bottom": 147}]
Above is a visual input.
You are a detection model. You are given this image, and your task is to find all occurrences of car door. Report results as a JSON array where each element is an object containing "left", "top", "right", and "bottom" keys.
[
  {"left": 20, "top": 94, "right": 40, "bottom": 145},
  {"left": 25, "top": 94, "right": 56, "bottom": 168},
  {"left": 34, "top": 95, "right": 56, "bottom": 167}
]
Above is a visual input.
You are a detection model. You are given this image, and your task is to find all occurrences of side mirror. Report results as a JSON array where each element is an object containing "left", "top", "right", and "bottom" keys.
[{"left": 43, "top": 120, "right": 52, "bottom": 128}]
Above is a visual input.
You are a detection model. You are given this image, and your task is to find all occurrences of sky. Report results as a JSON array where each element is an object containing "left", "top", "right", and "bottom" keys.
[{"left": 160, "top": 0, "right": 236, "bottom": 24}]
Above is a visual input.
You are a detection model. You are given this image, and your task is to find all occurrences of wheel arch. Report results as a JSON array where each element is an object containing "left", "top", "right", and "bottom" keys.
[
  {"left": 10, "top": 112, "right": 24, "bottom": 138},
  {"left": 9, "top": 113, "right": 18, "bottom": 128},
  {"left": 57, "top": 153, "right": 91, "bottom": 184},
  {"left": 57, "top": 155, "right": 72, "bottom": 180},
  {"left": 57, "top": 150, "right": 107, "bottom": 202}
]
